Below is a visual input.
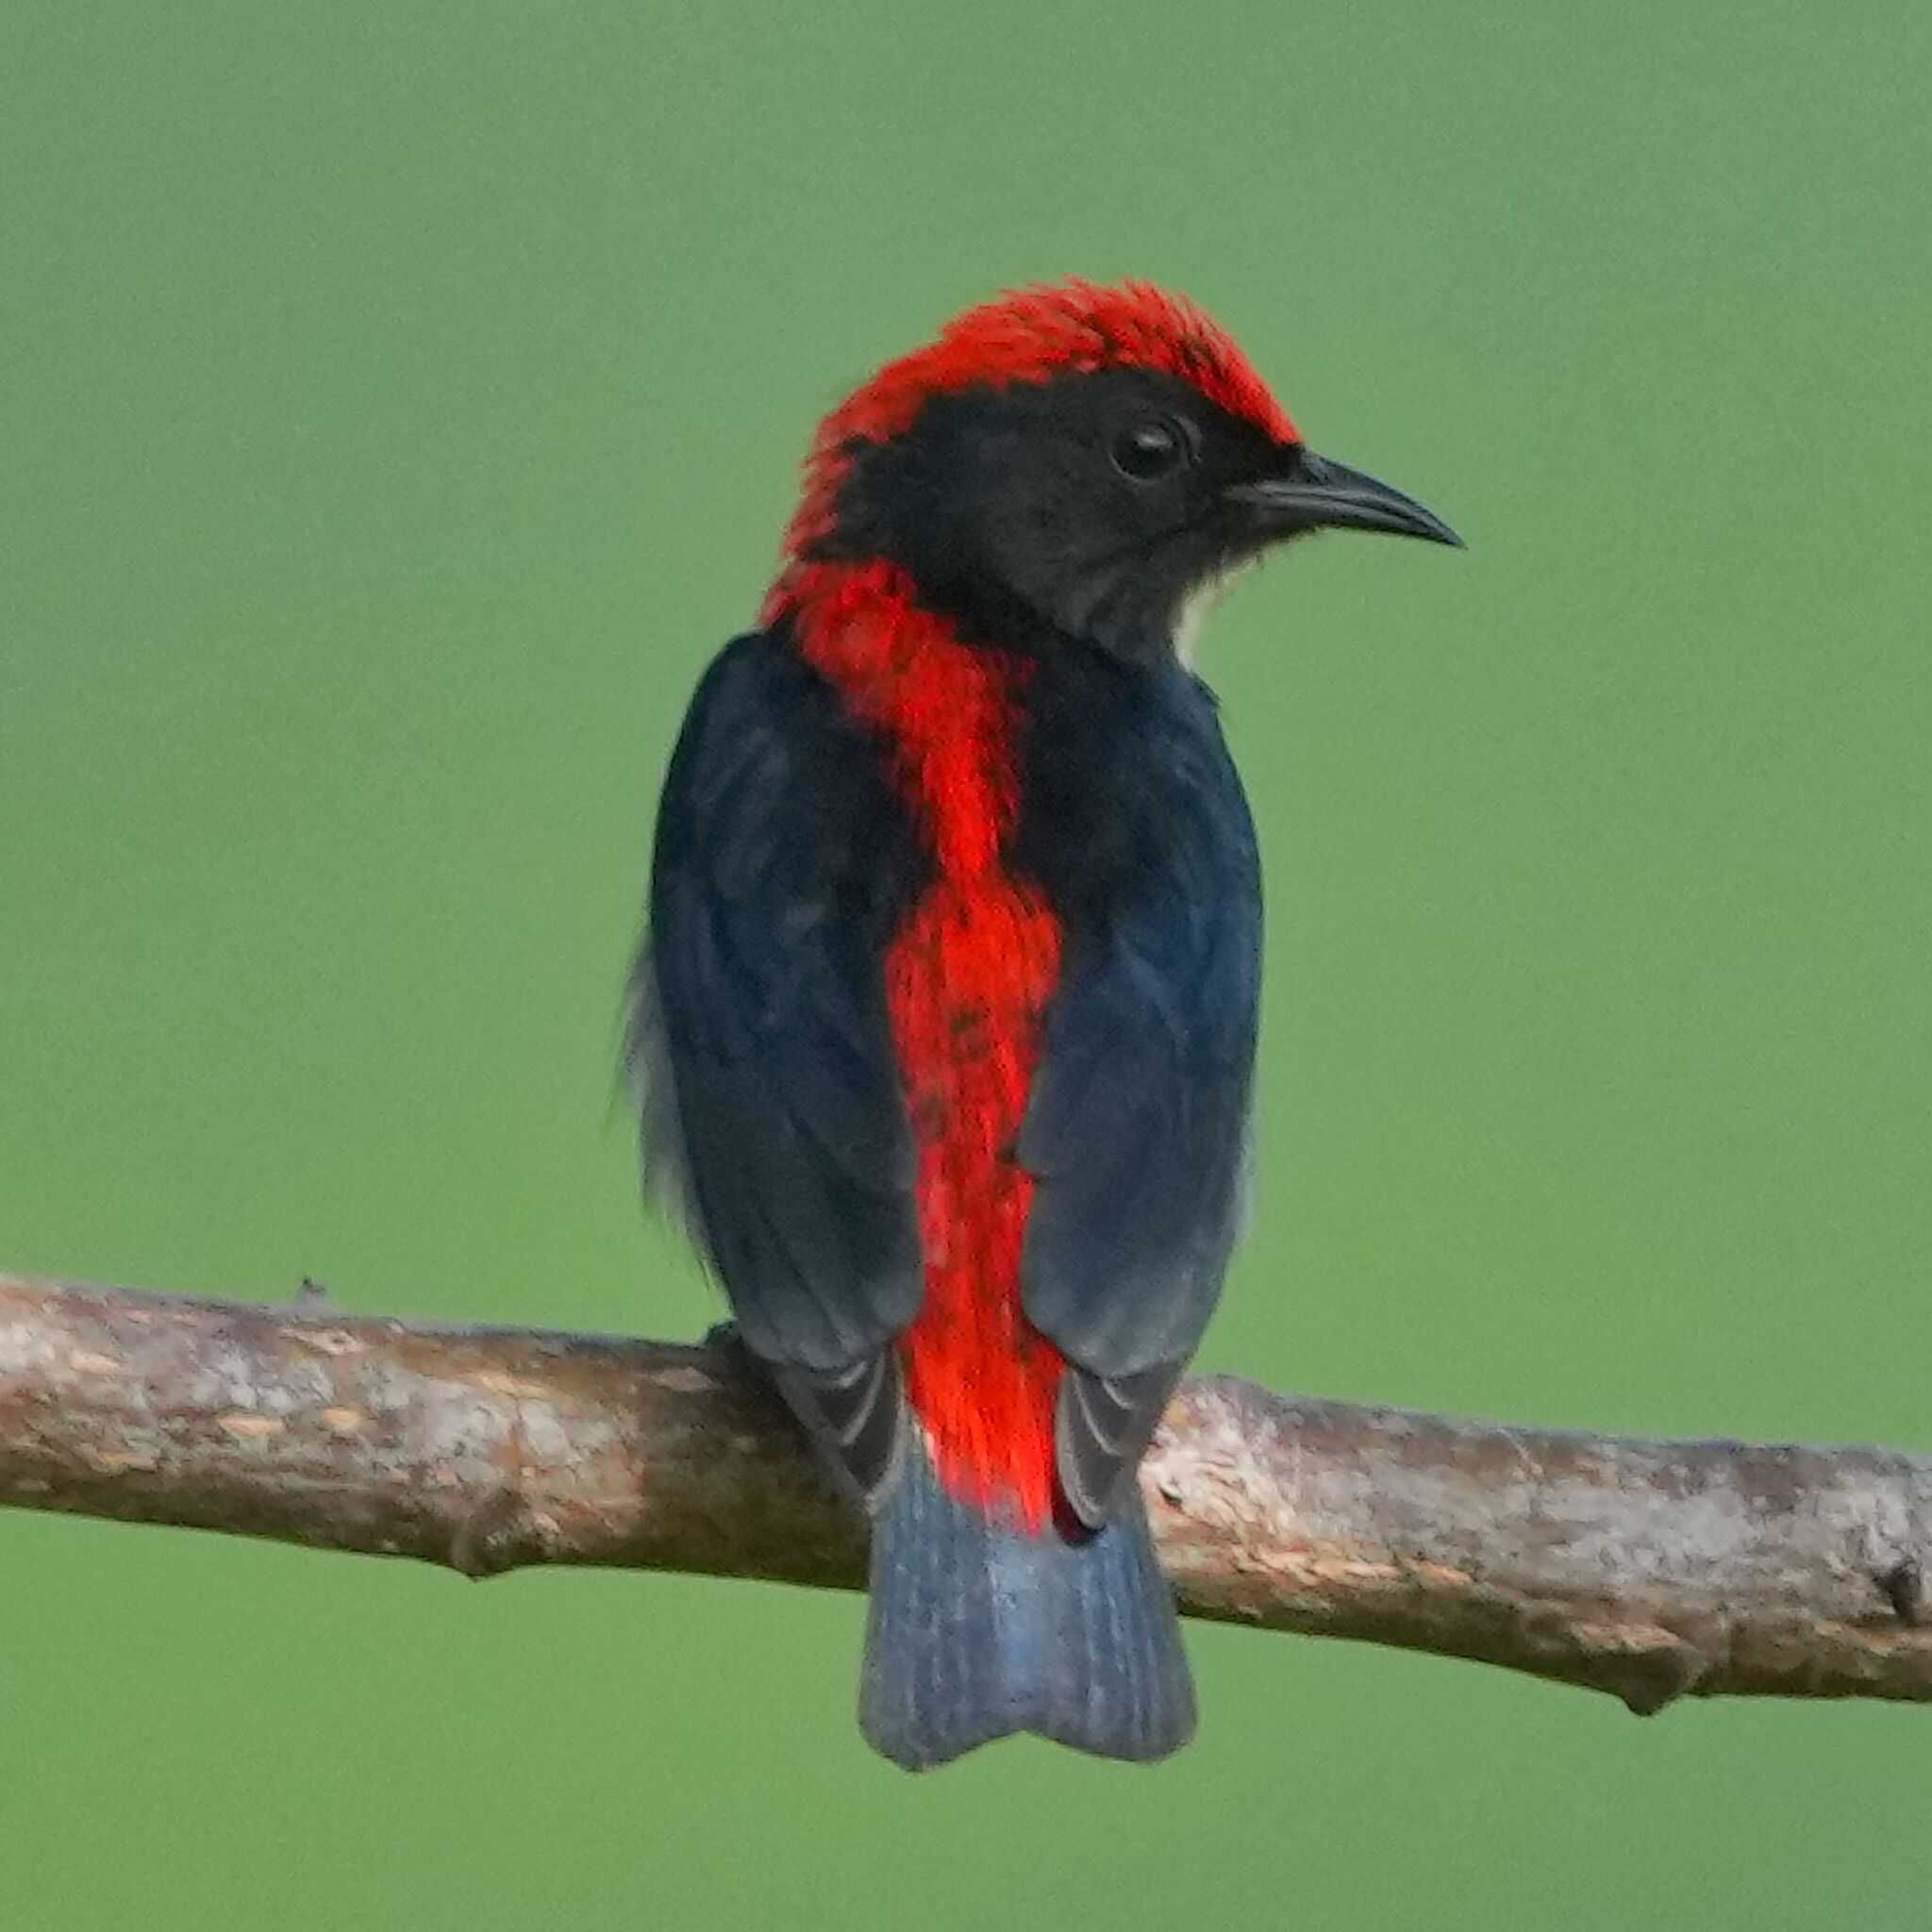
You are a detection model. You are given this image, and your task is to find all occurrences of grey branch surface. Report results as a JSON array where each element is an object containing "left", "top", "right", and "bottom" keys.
[{"left": 3, "top": 1267, "right": 1928, "bottom": 1714}]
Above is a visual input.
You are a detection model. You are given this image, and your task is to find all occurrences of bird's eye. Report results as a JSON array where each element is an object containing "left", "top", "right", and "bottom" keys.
[{"left": 1109, "top": 416, "right": 1193, "bottom": 482}]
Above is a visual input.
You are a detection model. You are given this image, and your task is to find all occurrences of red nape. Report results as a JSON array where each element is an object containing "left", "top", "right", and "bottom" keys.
[
  {"left": 781, "top": 560, "right": 1066, "bottom": 1534},
  {"left": 772, "top": 278, "right": 1300, "bottom": 562}
]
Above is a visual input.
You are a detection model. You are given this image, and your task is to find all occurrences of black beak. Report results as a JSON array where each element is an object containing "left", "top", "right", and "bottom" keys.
[{"left": 1226, "top": 448, "right": 1463, "bottom": 548}]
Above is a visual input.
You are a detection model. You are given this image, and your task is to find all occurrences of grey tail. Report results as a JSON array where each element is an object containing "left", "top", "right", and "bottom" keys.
[{"left": 858, "top": 1439, "right": 1195, "bottom": 1771}]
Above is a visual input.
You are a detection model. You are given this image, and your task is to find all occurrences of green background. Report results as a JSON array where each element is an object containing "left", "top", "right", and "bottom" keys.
[{"left": 4, "top": 3, "right": 1928, "bottom": 1924}]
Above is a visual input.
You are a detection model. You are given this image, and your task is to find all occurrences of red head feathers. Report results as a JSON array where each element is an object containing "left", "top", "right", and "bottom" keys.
[{"left": 778, "top": 278, "right": 1300, "bottom": 560}]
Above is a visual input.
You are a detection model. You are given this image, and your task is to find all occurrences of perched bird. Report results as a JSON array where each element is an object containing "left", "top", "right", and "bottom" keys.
[{"left": 631, "top": 279, "right": 1457, "bottom": 1769}]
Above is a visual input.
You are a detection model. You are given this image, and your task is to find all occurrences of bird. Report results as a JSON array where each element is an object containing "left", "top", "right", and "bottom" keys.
[{"left": 630, "top": 278, "right": 1458, "bottom": 1770}]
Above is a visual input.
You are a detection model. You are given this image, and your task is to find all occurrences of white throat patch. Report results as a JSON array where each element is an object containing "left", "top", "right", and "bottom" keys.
[{"left": 1172, "top": 556, "right": 1262, "bottom": 667}]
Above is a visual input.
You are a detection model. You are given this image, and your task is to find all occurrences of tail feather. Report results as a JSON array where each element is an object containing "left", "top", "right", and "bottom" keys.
[{"left": 858, "top": 1440, "right": 1194, "bottom": 1770}]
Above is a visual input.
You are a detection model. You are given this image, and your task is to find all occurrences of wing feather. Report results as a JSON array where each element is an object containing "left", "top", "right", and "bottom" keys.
[
  {"left": 1014, "top": 654, "right": 1261, "bottom": 1524},
  {"left": 631, "top": 630, "right": 925, "bottom": 1497}
]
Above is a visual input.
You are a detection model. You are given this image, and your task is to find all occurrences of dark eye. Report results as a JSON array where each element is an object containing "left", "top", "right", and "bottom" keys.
[{"left": 1109, "top": 416, "right": 1193, "bottom": 481}]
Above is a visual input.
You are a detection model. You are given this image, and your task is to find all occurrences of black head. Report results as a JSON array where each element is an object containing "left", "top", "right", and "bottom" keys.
[
  {"left": 771, "top": 281, "right": 1459, "bottom": 660},
  {"left": 812, "top": 363, "right": 1459, "bottom": 663}
]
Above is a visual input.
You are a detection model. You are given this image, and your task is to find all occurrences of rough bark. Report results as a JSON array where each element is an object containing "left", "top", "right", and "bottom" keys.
[{"left": 2, "top": 1268, "right": 1927, "bottom": 1713}]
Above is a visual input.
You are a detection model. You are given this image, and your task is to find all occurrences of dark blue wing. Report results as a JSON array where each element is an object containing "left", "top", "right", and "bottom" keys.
[
  {"left": 1012, "top": 651, "right": 1261, "bottom": 1522},
  {"left": 632, "top": 629, "right": 926, "bottom": 1492}
]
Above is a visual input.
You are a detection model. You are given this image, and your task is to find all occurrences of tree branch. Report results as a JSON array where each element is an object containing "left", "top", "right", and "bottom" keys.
[{"left": 3, "top": 1267, "right": 1927, "bottom": 1715}]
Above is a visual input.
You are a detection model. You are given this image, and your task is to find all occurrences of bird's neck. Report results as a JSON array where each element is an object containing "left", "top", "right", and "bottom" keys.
[{"left": 767, "top": 558, "right": 1036, "bottom": 874}]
